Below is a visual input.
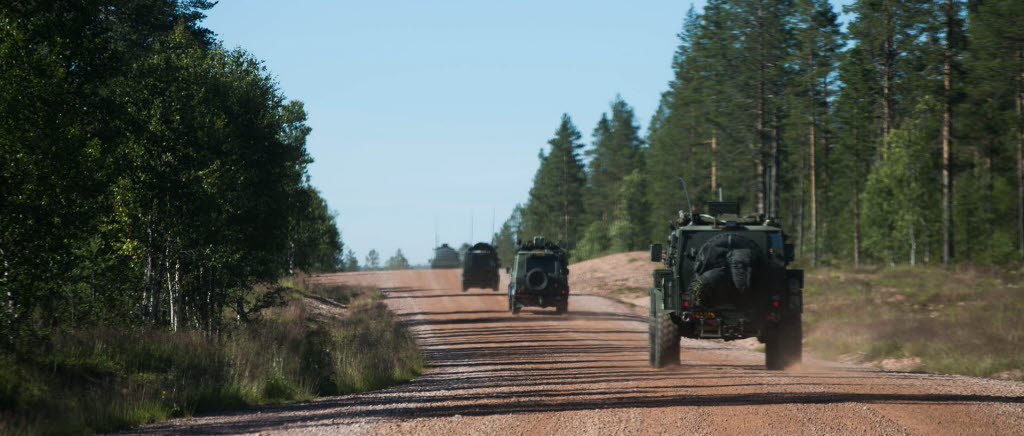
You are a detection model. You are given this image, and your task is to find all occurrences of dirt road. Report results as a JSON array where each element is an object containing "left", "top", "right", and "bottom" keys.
[{"left": 137, "top": 269, "right": 1024, "bottom": 435}]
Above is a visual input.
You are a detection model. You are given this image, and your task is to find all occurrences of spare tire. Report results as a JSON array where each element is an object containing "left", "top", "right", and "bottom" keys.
[{"left": 525, "top": 268, "right": 549, "bottom": 291}]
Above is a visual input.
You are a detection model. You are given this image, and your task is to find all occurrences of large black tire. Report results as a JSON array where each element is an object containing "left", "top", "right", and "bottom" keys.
[
  {"left": 555, "top": 301, "right": 568, "bottom": 314},
  {"left": 649, "top": 311, "right": 680, "bottom": 368},
  {"left": 765, "top": 313, "right": 802, "bottom": 370}
]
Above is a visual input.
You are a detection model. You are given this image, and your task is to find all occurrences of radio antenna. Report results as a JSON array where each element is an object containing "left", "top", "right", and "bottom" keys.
[{"left": 678, "top": 177, "right": 694, "bottom": 216}]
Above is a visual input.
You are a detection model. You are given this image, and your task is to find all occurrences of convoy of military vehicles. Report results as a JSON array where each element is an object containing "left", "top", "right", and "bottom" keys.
[{"left": 415, "top": 198, "right": 802, "bottom": 370}]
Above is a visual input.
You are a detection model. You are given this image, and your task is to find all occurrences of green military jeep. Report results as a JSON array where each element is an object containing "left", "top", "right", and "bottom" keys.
[
  {"left": 462, "top": 242, "right": 500, "bottom": 291},
  {"left": 649, "top": 201, "right": 803, "bottom": 370},
  {"left": 507, "top": 236, "right": 570, "bottom": 314}
]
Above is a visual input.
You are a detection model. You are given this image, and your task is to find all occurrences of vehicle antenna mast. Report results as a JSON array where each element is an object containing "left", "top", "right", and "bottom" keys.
[{"left": 678, "top": 177, "right": 694, "bottom": 216}]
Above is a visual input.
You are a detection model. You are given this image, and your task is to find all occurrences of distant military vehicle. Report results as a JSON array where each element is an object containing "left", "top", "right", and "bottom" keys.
[
  {"left": 508, "top": 236, "right": 570, "bottom": 314},
  {"left": 648, "top": 201, "right": 803, "bottom": 370},
  {"left": 462, "top": 242, "right": 500, "bottom": 291},
  {"left": 430, "top": 243, "right": 461, "bottom": 269}
]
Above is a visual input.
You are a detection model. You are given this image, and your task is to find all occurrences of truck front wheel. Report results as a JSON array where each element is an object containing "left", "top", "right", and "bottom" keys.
[
  {"left": 650, "top": 311, "right": 680, "bottom": 368},
  {"left": 765, "top": 313, "right": 802, "bottom": 370}
]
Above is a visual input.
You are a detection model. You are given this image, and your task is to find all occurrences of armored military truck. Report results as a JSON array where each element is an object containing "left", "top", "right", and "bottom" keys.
[
  {"left": 508, "top": 236, "right": 570, "bottom": 314},
  {"left": 462, "top": 242, "right": 500, "bottom": 291},
  {"left": 648, "top": 201, "right": 803, "bottom": 370},
  {"left": 430, "top": 243, "right": 461, "bottom": 269}
]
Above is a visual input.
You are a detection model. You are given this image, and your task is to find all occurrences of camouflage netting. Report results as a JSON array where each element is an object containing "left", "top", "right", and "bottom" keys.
[{"left": 690, "top": 233, "right": 765, "bottom": 306}]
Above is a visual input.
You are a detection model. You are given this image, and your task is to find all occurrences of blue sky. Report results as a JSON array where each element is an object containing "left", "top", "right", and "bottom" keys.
[{"left": 204, "top": 0, "right": 851, "bottom": 265}]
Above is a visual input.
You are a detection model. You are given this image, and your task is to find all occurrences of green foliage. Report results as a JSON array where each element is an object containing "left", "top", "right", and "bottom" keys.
[
  {"left": 0, "top": 284, "right": 422, "bottom": 434},
  {"left": 385, "top": 249, "right": 411, "bottom": 270},
  {"left": 861, "top": 99, "right": 942, "bottom": 265},
  {"left": 574, "top": 221, "right": 612, "bottom": 261},
  {"left": 364, "top": 249, "right": 381, "bottom": 270},
  {"left": 0, "top": 0, "right": 344, "bottom": 351},
  {"left": 492, "top": 204, "right": 524, "bottom": 267},
  {"left": 523, "top": 115, "right": 587, "bottom": 250},
  {"left": 342, "top": 249, "right": 360, "bottom": 271},
  {"left": 608, "top": 169, "right": 651, "bottom": 252}
]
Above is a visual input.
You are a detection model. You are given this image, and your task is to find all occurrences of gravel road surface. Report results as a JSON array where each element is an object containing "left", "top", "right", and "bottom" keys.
[{"left": 133, "top": 269, "right": 1024, "bottom": 435}]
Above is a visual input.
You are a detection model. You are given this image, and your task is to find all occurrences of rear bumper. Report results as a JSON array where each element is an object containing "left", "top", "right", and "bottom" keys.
[
  {"left": 462, "top": 274, "right": 498, "bottom": 288},
  {"left": 513, "top": 293, "right": 568, "bottom": 307}
]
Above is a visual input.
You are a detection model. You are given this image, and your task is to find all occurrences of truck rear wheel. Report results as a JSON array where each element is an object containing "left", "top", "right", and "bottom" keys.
[
  {"left": 765, "top": 313, "right": 802, "bottom": 370},
  {"left": 649, "top": 311, "right": 680, "bottom": 368},
  {"left": 555, "top": 301, "right": 568, "bottom": 314}
]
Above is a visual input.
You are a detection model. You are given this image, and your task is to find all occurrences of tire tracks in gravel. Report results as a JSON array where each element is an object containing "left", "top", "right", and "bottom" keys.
[{"left": 129, "top": 269, "right": 1024, "bottom": 436}]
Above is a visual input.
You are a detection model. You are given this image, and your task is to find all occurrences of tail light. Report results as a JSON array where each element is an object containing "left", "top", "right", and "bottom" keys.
[
  {"left": 515, "top": 289, "right": 521, "bottom": 294},
  {"left": 683, "top": 301, "right": 690, "bottom": 307}
]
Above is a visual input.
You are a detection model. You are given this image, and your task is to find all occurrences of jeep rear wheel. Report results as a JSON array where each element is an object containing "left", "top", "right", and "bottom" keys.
[
  {"left": 765, "top": 313, "right": 802, "bottom": 370},
  {"left": 555, "top": 301, "right": 568, "bottom": 314},
  {"left": 650, "top": 311, "right": 680, "bottom": 368}
]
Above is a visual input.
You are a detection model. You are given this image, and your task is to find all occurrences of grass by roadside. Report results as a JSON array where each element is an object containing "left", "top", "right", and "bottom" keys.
[
  {"left": 803, "top": 265, "right": 1024, "bottom": 380},
  {"left": 0, "top": 280, "right": 423, "bottom": 435}
]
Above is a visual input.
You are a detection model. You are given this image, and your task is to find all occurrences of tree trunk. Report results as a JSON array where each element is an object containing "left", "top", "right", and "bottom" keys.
[
  {"left": 820, "top": 51, "right": 833, "bottom": 267},
  {"left": 172, "top": 256, "right": 181, "bottom": 332},
  {"left": 810, "top": 119, "right": 817, "bottom": 267},
  {"left": 881, "top": 32, "right": 895, "bottom": 159},
  {"left": 711, "top": 132, "right": 717, "bottom": 196},
  {"left": 1017, "top": 55, "right": 1024, "bottom": 259},
  {"left": 756, "top": 0, "right": 767, "bottom": 216},
  {"left": 1, "top": 247, "right": 11, "bottom": 324},
  {"left": 165, "top": 242, "right": 174, "bottom": 330},
  {"left": 808, "top": 44, "right": 819, "bottom": 267},
  {"left": 853, "top": 191, "right": 861, "bottom": 268},
  {"left": 797, "top": 150, "right": 805, "bottom": 257},
  {"left": 908, "top": 198, "right": 917, "bottom": 266},
  {"left": 941, "top": 0, "right": 954, "bottom": 265},
  {"left": 771, "top": 111, "right": 780, "bottom": 218},
  {"left": 562, "top": 152, "right": 570, "bottom": 249}
]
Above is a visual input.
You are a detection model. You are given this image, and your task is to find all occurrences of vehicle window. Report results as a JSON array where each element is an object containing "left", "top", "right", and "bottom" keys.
[
  {"left": 526, "top": 256, "right": 557, "bottom": 274},
  {"left": 466, "top": 252, "right": 494, "bottom": 268}
]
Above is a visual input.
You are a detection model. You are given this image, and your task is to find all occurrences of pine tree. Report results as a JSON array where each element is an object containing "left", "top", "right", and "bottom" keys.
[
  {"left": 786, "top": 0, "right": 843, "bottom": 266},
  {"left": 364, "top": 250, "right": 381, "bottom": 270},
  {"left": 833, "top": 0, "right": 938, "bottom": 265},
  {"left": 343, "top": 249, "right": 360, "bottom": 271},
  {"left": 492, "top": 204, "right": 524, "bottom": 267},
  {"left": 964, "top": 0, "right": 1024, "bottom": 260},
  {"left": 524, "top": 115, "right": 587, "bottom": 251},
  {"left": 386, "top": 249, "right": 411, "bottom": 270},
  {"left": 580, "top": 96, "right": 645, "bottom": 258},
  {"left": 609, "top": 169, "right": 651, "bottom": 251}
]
